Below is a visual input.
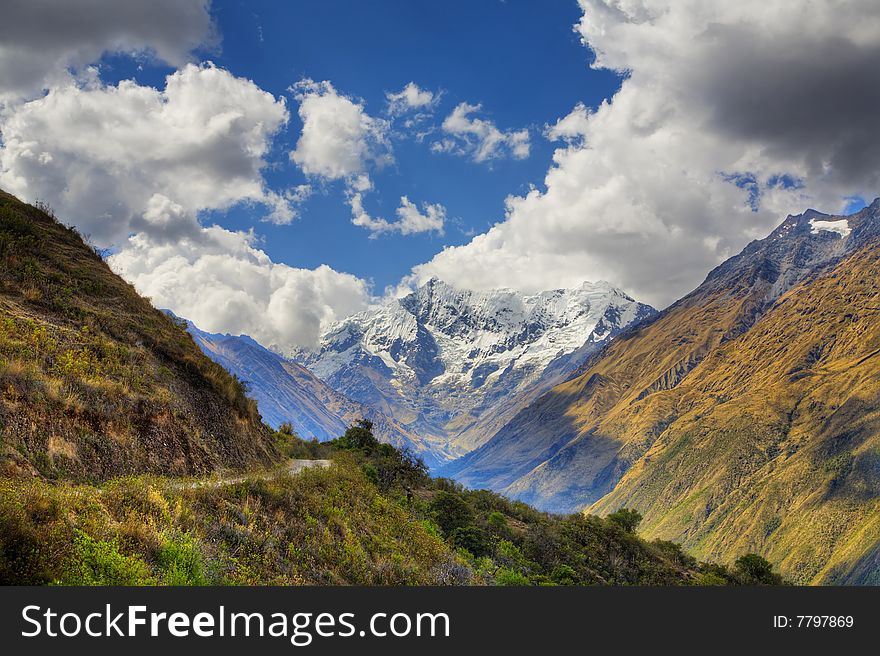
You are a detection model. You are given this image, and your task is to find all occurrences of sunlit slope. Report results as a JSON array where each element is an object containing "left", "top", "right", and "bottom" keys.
[{"left": 591, "top": 242, "right": 880, "bottom": 584}]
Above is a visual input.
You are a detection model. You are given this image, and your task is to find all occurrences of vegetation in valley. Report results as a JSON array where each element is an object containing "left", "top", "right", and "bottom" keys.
[{"left": 0, "top": 419, "right": 784, "bottom": 586}]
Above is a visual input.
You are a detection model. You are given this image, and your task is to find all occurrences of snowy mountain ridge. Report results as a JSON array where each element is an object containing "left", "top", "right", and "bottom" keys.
[
  {"left": 181, "top": 316, "right": 452, "bottom": 467},
  {"left": 291, "top": 278, "right": 656, "bottom": 458}
]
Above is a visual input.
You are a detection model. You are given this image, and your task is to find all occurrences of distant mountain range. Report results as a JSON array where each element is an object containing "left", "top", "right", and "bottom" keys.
[
  {"left": 183, "top": 319, "right": 451, "bottom": 467},
  {"left": 289, "top": 278, "right": 655, "bottom": 458}
]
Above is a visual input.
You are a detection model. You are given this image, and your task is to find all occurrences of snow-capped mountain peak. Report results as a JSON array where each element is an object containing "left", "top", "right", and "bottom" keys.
[{"left": 292, "top": 279, "right": 655, "bottom": 458}]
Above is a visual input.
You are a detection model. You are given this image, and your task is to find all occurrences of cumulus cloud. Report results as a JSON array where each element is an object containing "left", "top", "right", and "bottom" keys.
[
  {"left": 433, "top": 102, "right": 530, "bottom": 162},
  {"left": 108, "top": 225, "right": 370, "bottom": 352},
  {"left": 544, "top": 102, "right": 591, "bottom": 145},
  {"left": 0, "top": 63, "right": 294, "bottom": 246},
  {"left": 0, "top": 7, "right": 372, "bottom": 353},
  {"left": 414, "top": 0, "right": 880, "bottom": 308},
  {"left": 395, "top": 196, "right": 446, "bottom": 235},
  {"left": 349, "top": 194, "right": 446, "bottom": 238},
  {"left": 290, "top": 78, "right": 442, "bottom": 238},
  {"left": 0, "top": 0, "right": 214, "bottom": 102},
  {"left": 290, "top": 79, "right": 391, "bottom": 182},
  {"left": 385, "top": 82, "right": 437, "bottom": 116}
]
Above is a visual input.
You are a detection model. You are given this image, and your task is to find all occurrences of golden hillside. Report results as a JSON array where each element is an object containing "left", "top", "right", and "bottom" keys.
[{"left": 591, "top": 242, "right": 880, "bottom": 584}]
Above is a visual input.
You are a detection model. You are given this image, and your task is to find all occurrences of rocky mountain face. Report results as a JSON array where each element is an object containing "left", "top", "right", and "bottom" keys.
[
  {"left": 290, "top": 278, "right": 655, "bottom": 460},
  {"left": 185, "top": 321, "right": 449, "bottom": 468},
  {"left": 447, "top": 199, "right": 880, "bottom": 584}
]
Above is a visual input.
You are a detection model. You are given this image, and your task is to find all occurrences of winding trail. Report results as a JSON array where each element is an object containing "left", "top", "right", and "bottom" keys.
[{"left": 175, "top": 459, "right": 332, "bottom": 491}]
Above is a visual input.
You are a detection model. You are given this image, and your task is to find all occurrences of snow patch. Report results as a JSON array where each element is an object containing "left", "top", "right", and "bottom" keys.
[
  {"left": 809, "top": 218, "right": 851, "bottom": 237},
  {"left": 293, "top": 278, "right": 655, "bottom": 430}
]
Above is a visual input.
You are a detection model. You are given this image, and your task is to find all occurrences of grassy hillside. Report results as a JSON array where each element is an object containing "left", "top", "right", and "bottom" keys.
[
  {"left": 0, "top": 190, "right": 277, "bottom": 481},
  {"left": 592, "top": 243, "right": 880, "bottom": 584},
  {"left": 0, "top": 423, "right": 777, "bottom": 585}
]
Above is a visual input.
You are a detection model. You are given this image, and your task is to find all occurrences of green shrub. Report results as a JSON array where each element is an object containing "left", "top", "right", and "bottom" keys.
[
  {"left": 60, "top": 531, "right": 154, "bottom": 586},
  {"left": 157, "top": 533, "right": 207, "bottom": 585},
  {"left": 550, "top": 564, "right": 580, "bottom": 585},
  {"left": 449, "top": 526, "right": 492, "bottom": 558},
  {"left": 430, "top": 491, "right": 474, "bottom": 536},
  {"left": 733, "top": 553, "right": 783, "bottom": 585},
  {"left": 495, "top": 567, "right": 530, "bottom": 586},
  {"left": 606, "top": 508, "right": 643, "bottom": 533}
]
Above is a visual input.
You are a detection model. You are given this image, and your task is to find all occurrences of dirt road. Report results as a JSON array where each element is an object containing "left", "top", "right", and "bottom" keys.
[{"left": 178, "top": 459, "right": 332, "bottom": 490}]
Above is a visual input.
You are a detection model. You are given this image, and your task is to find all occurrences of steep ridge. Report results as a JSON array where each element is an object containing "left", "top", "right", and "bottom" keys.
[
  {"left": 590, "top": 236, "right": 880, "bottom": 584},
  {"left": 292, "top": 278, "right": 654, "bottom": 458},
  {"left": 0, "top": 191, "right": 277, "bottom": 480},
  {"left": 448, "top": 201, "right": 880, "bottom": 519},
  {"left": 185, "top": 321, "right": 452, "bottom": 467}
]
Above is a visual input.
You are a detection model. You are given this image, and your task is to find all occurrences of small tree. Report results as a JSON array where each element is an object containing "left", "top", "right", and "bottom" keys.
[
  {"left": 373, "top": 445, "right": 428, "bottom": 494},
  {"left": 733, "top": 553, "right": 782, "bottom": 585},
  {"left": 606, "top": 508, "right": 643, "bottom": 533},
  {"left": 487, "top": 511, "right": 507, "bottom": 530},
  {"left": 336, "top": 419, "right": 379, "bottom": 452},
  {"left": 449, "top": 526, "right": 492, "bottom": 558},
  {"left": 430, "top": 491, "right": 474, "bottom": 536}
]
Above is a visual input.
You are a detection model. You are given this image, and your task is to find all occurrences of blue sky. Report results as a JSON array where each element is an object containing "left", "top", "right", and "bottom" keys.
[{"left": 97, "top": 0, "right": 622, "bottom": 293}]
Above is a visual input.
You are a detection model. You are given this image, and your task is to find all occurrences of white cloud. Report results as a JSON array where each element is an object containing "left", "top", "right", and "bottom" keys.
[
  {"left": 347, "top": 188, "right": 383, "bottom": 235},
  {"left": 385, "top": 82, "right": 437, "bottom": 116},
  {"left": 0, "top": 63, "right": 293, "bottom": 246},
  {"left": 395, "top": 196, "right": 446, "bottom": 235},
  {"left": 0, "top": 9, "right": 373, "bottom": 353},
  {"left": 349, "top": 194, "right": 446, "bottom": 238},
  {"left": 0, "top": 0, "right": 214, "bottom": 103},
  {"left": 544, "top": 102, "right": 591, "bottom": 145},
  {"left": 108, "top": 225, "right": 370, "bottom": 352},
  {"left": 414, "top": 0, "right": 880, "bottom": 308},
  {"left": 434, "top": 102, "right": 530, "bottom": 162},
  {"left": 291, "top": 79, "right": 443, "bottom": 238},
  {"left": 290, "top": 79, "right": 391, "bottom": 182},
  {"left": 265, "top": 184, "right": 313, "bottom": 224}
]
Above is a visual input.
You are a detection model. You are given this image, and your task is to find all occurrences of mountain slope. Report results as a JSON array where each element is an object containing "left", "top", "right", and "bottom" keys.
[
  {"left": 590, "top": 238, "right": 880, "bottom": 584},
  {"left": 185, "top": 321, "right": 451, "bottom": 467},
  {"left": 449, "top": 200, "right": 880, "bottom": 583},
  {"left": 449, "top": 203, "right": 877, "bottom": 505},
  {"left": 0, "top": 191, "right": 277, "bottom": 480},
  {"left": 292, "top": 278, "right": 654, "bottom": 458}
]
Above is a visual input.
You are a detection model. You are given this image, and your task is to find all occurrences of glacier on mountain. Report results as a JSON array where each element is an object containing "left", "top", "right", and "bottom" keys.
[{"left": 291, "top": 278, "right": 655, "bottom": 459}]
